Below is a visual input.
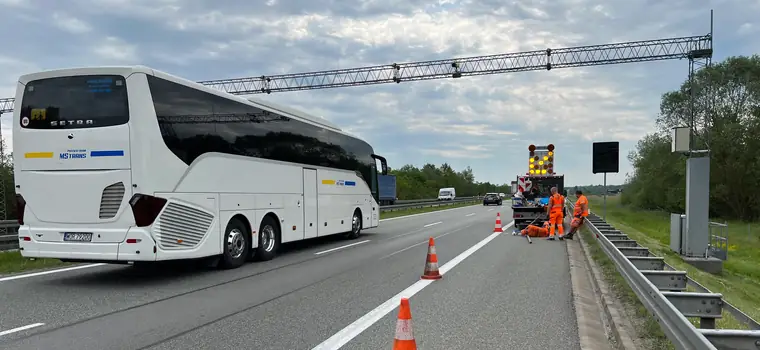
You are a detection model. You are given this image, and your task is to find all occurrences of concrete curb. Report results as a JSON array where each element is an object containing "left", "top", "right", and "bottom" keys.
[
  {"left": 566, "top": 234, "right": 614, "bottom": 350},
  {"left": 576, "top": 229, "right": 639, "bottom": 350}
]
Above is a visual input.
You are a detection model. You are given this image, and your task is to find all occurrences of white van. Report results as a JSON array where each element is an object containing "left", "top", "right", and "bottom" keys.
[{"left": 438, "top": 187, "right": 456, "bottom": 200}]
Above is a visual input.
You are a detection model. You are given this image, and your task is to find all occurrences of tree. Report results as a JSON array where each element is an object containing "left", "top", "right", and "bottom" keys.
[
  {"left": 0, "top": 136, "right": 14, "bottom": 221},
  {"left": 623, "top": 55, "right": 760, "bottom": 220},
  {"left": 391, "top": 164, "right": 511, "bottom": 199}
]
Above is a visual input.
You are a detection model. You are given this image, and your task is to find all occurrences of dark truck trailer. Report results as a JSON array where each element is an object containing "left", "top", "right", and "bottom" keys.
[{"left": 378, "top": 174, "right": 397, "bottom": 205}]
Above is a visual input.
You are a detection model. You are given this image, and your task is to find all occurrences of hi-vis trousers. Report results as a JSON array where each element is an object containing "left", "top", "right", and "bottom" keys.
[{"left": 549, "top": 210, "right": 564, "bottom": 237}]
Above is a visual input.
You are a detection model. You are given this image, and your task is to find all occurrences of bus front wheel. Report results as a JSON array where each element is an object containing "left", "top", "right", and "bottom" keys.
[{"left": 345, "top": 209, "right": 362, "bottom": 239}]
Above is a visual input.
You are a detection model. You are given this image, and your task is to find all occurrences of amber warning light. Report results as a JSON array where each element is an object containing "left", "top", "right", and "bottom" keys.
[{"left": 527, "top": 144, "right": 555, "bottom": 175}]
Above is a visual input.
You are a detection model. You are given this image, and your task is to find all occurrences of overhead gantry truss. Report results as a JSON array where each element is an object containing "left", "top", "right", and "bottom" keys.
[{"left": 0, "top": 34, "right": 712, "bottom": 115}]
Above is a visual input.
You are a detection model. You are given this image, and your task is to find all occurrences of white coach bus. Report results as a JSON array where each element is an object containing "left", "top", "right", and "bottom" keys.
[{"left": 13, "top": 66, "right": 389, "bottom": 269}]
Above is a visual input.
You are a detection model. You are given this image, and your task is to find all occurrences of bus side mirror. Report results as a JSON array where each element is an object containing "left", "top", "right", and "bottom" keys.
[{"left": 372, "top": 154, "right": 389, "bottom": 175}]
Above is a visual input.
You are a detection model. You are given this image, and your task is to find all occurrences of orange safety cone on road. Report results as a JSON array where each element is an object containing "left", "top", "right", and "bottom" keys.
[
  {"left": 421, "top": 237, "right": 442, "bottom": 280},
  {"left": 494, "top": 212, "right": 503, "bottom": 233},
  {"left": 392, "top": 298, "right": 417, "bottom": 350}
]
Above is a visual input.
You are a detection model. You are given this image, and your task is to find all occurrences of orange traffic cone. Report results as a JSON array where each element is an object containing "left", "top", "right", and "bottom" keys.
[
  {"left": 392, "top": 298, "right": 417, "bottom": 350},
  {"left": 494, "top": 212, "right": 503, "bottom": 233},
  {"left": 421, "top": 237, "right": 442, "bottom": 280}
]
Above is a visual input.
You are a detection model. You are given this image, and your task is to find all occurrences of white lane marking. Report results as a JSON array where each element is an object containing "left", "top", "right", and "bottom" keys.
[
  {"left": 0, "top": 263, "right": 107, "bottom": 283},
  {"left": 423, "top": 221, "right": 442, "bottom": 228},
  {"left": 465, "top": 213, "right": 475, "bottom": 217},
  {"left": 311, "top": 221, "right": 515, "bottom": 350},
  {"left": 380, "top": 228, "right": 462, "bottom": 260},
  {"left": 387, "top": 227, "right": 427, "bottom": 240},
  {"left": 379, "top": 203, "right": 480, "bottom": 222},
  {"left": 487, "top": 208, "right": 494, "bottom": 211},
  {"left": 0, "top": 323, "right": 45, "bottom": 337},
  {"left": 314, "top": 240, "right": 371, "bottom": 255}
]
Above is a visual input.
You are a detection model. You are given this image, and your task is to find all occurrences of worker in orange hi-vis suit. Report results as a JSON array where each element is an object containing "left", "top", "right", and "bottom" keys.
[
  {"left": 547, "top": 187, "right": 565, "bottom": 240},
  {"left": 566, "top": 190, "right": 589, "bottom": 239}
]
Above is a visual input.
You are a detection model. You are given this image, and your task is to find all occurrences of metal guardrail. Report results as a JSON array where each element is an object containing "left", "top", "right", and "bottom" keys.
[
  {"left": 0, "top": 220, "right": 19, "bottom": 252},
  {"left": 379, "top": 197, "right": 480, "bottom": 212},
  {"left": 392, "top": 196, "right": 479, "bottom": 206},
  {"left": 0, "top": 197, "right": 483, "bottom": 252},
  {"left": 569, "top": 200, "right": 760, "bottom": 350}
]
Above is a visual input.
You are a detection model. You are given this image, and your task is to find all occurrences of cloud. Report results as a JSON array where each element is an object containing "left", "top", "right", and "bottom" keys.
[
  {"left": 91, "top": 37, "right": 139, "bottom": 62},
  {"left": 52, "top": 12, "right": 92, "bottom": 34},
  {"left": 0, "top": 0, "right": 758, "bottom": 186}
]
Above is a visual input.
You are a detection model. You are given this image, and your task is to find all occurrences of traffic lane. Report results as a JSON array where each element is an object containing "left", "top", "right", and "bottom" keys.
[
  {"left": 0, "top": 203, "right": 492, "bottom": 334},
  {"left": 0, "top": 206, "right": 503, "bottom": 348},
  {"left": 378, "top": 202, "right": 501, "bottom": 227},
  {"left": 376, "top": 204, "right": 508, "bottom": 243},
  {"left": 144, "top": 214, "right": 505, "bottom": 350},
  {"left": 345, "top": 233, "right": 580, "bottom": 350}
]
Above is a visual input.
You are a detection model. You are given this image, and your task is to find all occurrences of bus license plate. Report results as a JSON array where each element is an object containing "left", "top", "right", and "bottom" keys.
[{"left": 63, "top": 232, "right": 93, "bottom": 242}]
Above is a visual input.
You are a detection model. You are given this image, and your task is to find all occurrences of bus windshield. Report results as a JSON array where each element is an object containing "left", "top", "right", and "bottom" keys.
[{"left": 19, "top": 75, "right": 129, "bottom": 130}]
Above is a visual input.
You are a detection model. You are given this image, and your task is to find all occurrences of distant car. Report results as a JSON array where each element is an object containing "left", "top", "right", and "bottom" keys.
[{"left": 483, "top": 193, "right": 502, "bottom": 206}]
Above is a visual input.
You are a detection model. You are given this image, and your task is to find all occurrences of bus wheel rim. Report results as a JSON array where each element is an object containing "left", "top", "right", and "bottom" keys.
[
  {"left": 352, "top": 213, "right": 360, "bottom": 234},
  {"left": 262, "top": 225, "right": 276, "bottom": 252},
  {"left": 227, "top": 228, "right": 245, "bottom": 259}
]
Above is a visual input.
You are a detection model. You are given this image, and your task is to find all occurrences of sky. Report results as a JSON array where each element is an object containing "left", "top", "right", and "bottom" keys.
[{"left": 0, "top": 0, "right": 758, "bottom": 186}]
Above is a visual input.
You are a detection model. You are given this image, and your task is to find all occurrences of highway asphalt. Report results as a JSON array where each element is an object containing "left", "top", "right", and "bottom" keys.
[{"left": 0, "top": 203, "right": 580, "bottom": 350}]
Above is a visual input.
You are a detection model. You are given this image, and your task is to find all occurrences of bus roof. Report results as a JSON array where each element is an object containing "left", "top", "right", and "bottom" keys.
[{"left": 17, "top": 65, "right": 349, "bottom": 137}]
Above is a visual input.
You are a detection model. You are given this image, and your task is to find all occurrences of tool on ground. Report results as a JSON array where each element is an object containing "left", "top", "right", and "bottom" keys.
[
  {"left": 421, "top": 237, "right": 442, "bottom": 280},
  {"left": 392, "top": 298, "right": 417, "bottom": 350},
  {"left": 494, "top": 212, "right": 503, "bottom": 233},
  {"left": 513, "top": 215, "right": 541, "bottom": 236}
]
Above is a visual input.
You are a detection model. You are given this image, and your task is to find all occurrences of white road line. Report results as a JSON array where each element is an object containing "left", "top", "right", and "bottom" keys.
[
  {"left": 314, "top": 240, "right": 371, "bottom": 255},
  {"left": 311, "top": 221, "right": 515, "bottom": 350},
  {"left": 465, "top": 213, "right": 475, "bottom": 217},
  {"left": 487, "top": 208, "right": 494, "bottom": 211},
  {"left": 0, "top": 323, "right": 45, "bottom": 337},
  {"left": 0, "top": 263, "right": 107, "bottom": 283},
  {"left": 380, "top": 228, "right": 462, "bottom": 260},
  {"left": 423, "top": 221, "right": 442, "bottom": 228},
  {"left": 387, "top": 227, "right": 428, "bottom": 240},
  {"left": 379, "top": 203, "right": 479, "bottom": 222}
]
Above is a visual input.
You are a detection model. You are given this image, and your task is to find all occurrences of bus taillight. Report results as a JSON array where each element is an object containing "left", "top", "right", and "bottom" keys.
[
  {"left": 128, "top": 194, "right": 167, "bottom": 227},
  {"left": 16, "top": 194, "right": 26, "bottom": 225}
]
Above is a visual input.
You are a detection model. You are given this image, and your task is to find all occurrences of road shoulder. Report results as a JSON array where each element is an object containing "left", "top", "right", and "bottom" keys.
[
  {"left": 566, "top": 234, "right": 615, "bottom": 350},
  {"left": 574, "top": 228, "right": 644, "bottom": 350},
  {"left": 344, "top": 229, "right": 579, "bottom": 350}
]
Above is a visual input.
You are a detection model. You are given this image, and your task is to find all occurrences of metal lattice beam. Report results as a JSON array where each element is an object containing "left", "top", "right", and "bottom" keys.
[
  {"left": 0, "top": 98, "right": 12, "bottom": 114},
  {"left": 199, "top": 35, "right": 713, "bottom": 95},
  {"left": 0, "top": 34, "right": 713, "bottom": 113}
]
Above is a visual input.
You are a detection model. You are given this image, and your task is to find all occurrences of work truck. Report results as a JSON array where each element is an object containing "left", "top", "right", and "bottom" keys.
[{"left": 511, "top": 144, "right": 567, "bottom": 231}]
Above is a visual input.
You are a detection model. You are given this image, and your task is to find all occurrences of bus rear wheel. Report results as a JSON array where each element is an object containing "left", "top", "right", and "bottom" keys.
[
  {"left": 253, "top": 215, "right": 279, "bottom": 261},
  {"left": 220, "top": 218, "right": 250, "bottom": 269}
]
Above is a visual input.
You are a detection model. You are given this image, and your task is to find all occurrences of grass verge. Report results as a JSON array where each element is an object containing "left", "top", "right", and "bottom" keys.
[
  {"left": 587, "top": 194, "right": 758, "bottom": 329},
  {"left": 579, "top": 226, "right": 674, "bottom": 350},
  {"left": 0, "top": 200, "right": 481, "bottom": 275},
  {"left": 379, "top": 200, "right": 480, "bottom": 220},
  {"left": 0, "top": 251, "right": 71, "bottom": 275}
]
